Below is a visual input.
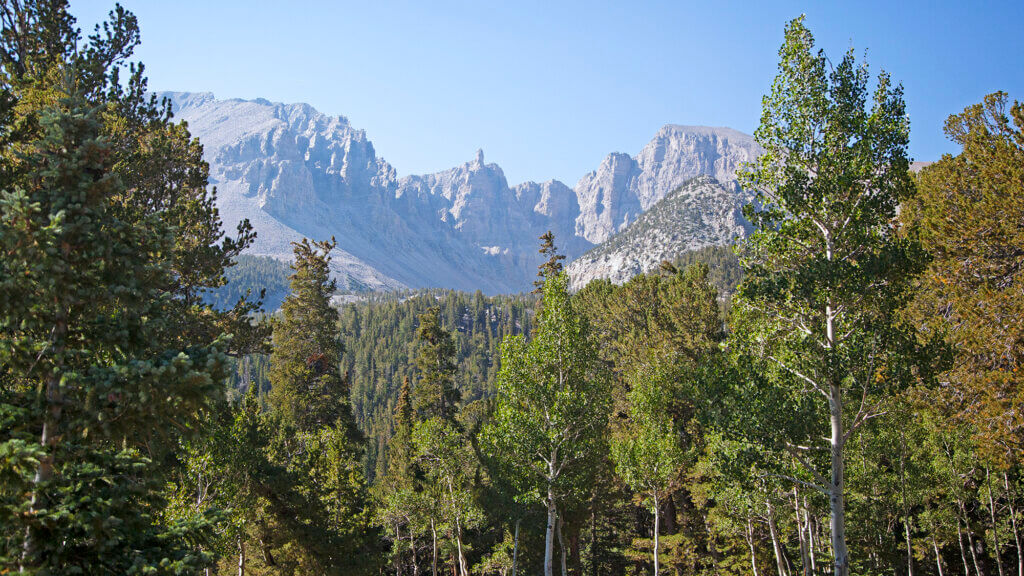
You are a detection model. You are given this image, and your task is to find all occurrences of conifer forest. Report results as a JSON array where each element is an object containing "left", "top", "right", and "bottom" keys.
[{"left": 1, "top": 3, "right": 1023, "bottom": 576}]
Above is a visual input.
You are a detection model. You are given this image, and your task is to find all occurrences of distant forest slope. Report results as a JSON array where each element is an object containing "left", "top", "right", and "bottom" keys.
[
  {"left": 203, "top": 254, "right": 292, "bottom": 312},
  {"left": 669, "top": 244, "right": 743, "bottom": 296},
  {"left": 338, "top": 289, "right": 535, "bottom": 478}
]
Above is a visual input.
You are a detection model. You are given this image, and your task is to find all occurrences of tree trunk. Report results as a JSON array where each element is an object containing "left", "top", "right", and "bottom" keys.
[
  {"left": 455, "top": 516, "right": 469, "bottom": 576},
  {"left": 557, "top": 515, "right": 568, "bottom": 576},
  {"left": 829, "top": 379, "right": 850, "bottom": 576},
  {"left": 747, "top": 516, "right": 760, "bottom": 576},
  {"left": 933, "top": 532, "right": 945, "bottom": 576},
  {"left": 590, "top": 504, "right": 598, "bottom": 576},
  {"left": 906, "top": 517, "right": 916, "bottom": 576},
  {"left": 653, "top": 493, "right": 660, "bottom": 576},
  {"left": 958, "top": 520, "right": 971, "bottom": 576},
  {"left": 899, "top": 428, "right": 915, "bottom": 576},
  {"left": 1004, "top": 472, "right": 1022, "bottom": 576},
  {"left": 989, "top": 468, "right": 1006, "bottom": 576},
  {"left": 545, "top": 490, "right": 557, "bottom": 576},
  {"left": 805, "top": 497, "right": 817, "bottom": 576},
  {"left": 432, "top": 519, "right": 439, "bottom": 576},
  {"left": 962, "top": 506, "right": 984, "bottom": 576},
  {"left": 238, "top": 535, "right": 246, "bottom": 576},
  {"left": 410, "top": 526, "right": 419, "bottom": 576},
  {"left": 22, "top": 313, "right": 67, "bottom": 569},
  {"left": 794, "top": 489, "right": 810, "bottom": 576},
  {"left": 767, "top": 499, "right": 789, "bottom": 576},
  {"left": 512, "top": 518, "right": 520, "bottom": 576}
]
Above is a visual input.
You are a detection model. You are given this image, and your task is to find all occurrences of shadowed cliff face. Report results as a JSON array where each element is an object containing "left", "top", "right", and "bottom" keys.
[{"left": 165, "top": 92, "right": 759, "bottom": 293}]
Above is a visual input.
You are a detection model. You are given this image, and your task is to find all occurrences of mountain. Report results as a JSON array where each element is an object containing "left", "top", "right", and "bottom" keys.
[
  {"left": 566, "top": 176, "right": 752, "bottom": 289},
  {"left": 574, "top": 125, "right": 760, "bottom": 244},
  {"left": 165, "top": 92, "right": 759, "bottom": 294}
]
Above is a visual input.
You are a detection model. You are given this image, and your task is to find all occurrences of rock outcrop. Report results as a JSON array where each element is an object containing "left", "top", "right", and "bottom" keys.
[{"left": 566, "top": 176, "right": 752, "bottom": 289}]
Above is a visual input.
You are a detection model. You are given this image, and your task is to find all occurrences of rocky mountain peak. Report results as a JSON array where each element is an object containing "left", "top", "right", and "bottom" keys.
[{"left": 165, "top": 91, "right": 759, "bottom": 293}]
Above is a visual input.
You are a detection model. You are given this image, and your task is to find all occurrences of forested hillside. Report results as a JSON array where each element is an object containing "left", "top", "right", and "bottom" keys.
[
  {"left": 204, "top": 254, "right": 293, "bottom": 311},
  {"left": 338, "top": 290, "right": 535, "bottom": 478}
]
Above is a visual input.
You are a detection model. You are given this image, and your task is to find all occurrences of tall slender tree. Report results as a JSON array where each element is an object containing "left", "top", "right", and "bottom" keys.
[
  {"left": 414, "top": 308, "right": 459, "bottom": 422},
  {"left": 611, "top": 359, "right": 686, "bottom": 576},
  {"left": 732, "top": 16, "right": 931, "bottom": 576},
  {"left": 481, "top": 272, "right": 611, "bottom": 576}
]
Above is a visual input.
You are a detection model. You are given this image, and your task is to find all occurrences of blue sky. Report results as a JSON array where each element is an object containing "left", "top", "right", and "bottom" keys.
[{"left": 72, "top": 0, "right": 1024, "bottom": 185}]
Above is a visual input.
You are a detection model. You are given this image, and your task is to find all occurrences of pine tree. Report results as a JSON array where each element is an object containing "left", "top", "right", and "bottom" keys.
[
  {"left": 909, "top": 92, "right": 1024, "bottom": 463},
  {"left": 534, "top": 231, "right": 566, "bottom": 293},
  {"left": 0, "top": 90, "right": 226, "bottom": 574},
  {"left": 260, "top": 237, "right": 377, "bottom": 574},
  {"left": 413, "top": 307, "right": 459, "bottom": 422},
  {"left": 269, "top": 238, "right": 358, "bottom": 436}
]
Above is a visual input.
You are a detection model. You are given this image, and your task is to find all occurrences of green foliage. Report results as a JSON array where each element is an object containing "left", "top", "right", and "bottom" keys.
[
  {"left": 481, "top": 272, "right": 611, "bottom": 576},
  {"left": 669, "top": 244, "right": 744, "bottom": 298},
  {"left": 0, "top": 7, "right": 235, "bottom": 567},
  {"left": 269, "top": 238, "right": 356, "bottom": 436},
  {"left": 339, "top": 289, "right": 533, "bottom": 479},
  {"left": 534, "top": 230, "right": 566, "bottom": 293},
  {"left": 729, "top": 15, "right": 938, "bottom": 575},
  {"left": 909, "top": 92, "right": 1024, "bottom": 463},
  {"left": 414, "top": 307, "right": 459, "bottom": 421},
  {"left": 611, "top": 360, "right": 685, "bottom": 505}
]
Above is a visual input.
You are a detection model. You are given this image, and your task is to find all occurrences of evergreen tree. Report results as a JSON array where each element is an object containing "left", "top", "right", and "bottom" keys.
[
  {"left": 269, "top": 238, "right": 357, "bottom": 437},
  {"left": 0, "top": 89, "right": 226, "bottom": 573},
  {"left": 414, "top": 307, "right": 459, "bottom": 422},
  {"left": 909, "top": 92, "right": 1024, "bottom": 463},
  {"left": 533, "top": 231, "right": 566, "bottom": 293},
  {"left": 257, "top": 238, "right": 377, "bottom": 574}
]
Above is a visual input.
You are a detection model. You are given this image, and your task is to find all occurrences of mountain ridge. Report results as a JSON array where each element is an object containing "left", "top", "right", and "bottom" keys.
[{"left": 164, "top": 91, "right": 760, "bottom": 293}]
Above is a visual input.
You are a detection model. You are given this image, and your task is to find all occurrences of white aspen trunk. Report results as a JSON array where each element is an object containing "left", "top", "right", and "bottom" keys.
[
  {"left": 456, "top": 525, "right": 469, "bottom": 576},
  {"left": 933, "top": 532, "right": 946, "bottom": 576},
  {"left": 899, "top": 429, "right": 915, "bottom": 576},
  {"left": 794, "top": 488, "right": 809, "bottom": 576},
  {"left": 958, "top": 520, "right": 972, "bottom": 576},
  {"left": 512, "top": 518, "right": 520, "bottom": 576},
  {"left": 906, "top": 518, "right": 916, "bottom": 576},
  {"left": 653, "top": 493, "right": 660, "bottom": 576},
  {"left": 238, "top": 535, "right": 245, "bottom": 576},
  {"left": 557, "top": 515, "right": 568, "bottom": 576},
  {"left": 545, "top": 487, "right": 557, "bottom": 576},
  {"left": 804, "top": 498, "right": 817, "bottom": 575},
  {"left": 829, "top": 379, "right": 850, "bottom": 576},
  {"left": 1004, "top": 472, "right": 1023, "bottom": 576},
  {"left": 767, "top": 499, "right": 789, "bottom": 576},
  {"left": 963, "top": 510, "right": 984, "bottom": 576},
  {"left": 747, "top": 516, "right": 760, "bottom": 576},
  {"left": 410, "top": 526, "right": 419, "bottom": 576},
  {"left": 432, "top": 519, "right": 439, "bottom": 576},
  {"left": 987, "top": 468, "right": 1006, "bottom": 576}
]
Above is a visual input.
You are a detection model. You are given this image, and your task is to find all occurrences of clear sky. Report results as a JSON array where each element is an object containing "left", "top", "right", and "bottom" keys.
[{"left": 71, "top": 0, "right": 1024, "bottom": 185}]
